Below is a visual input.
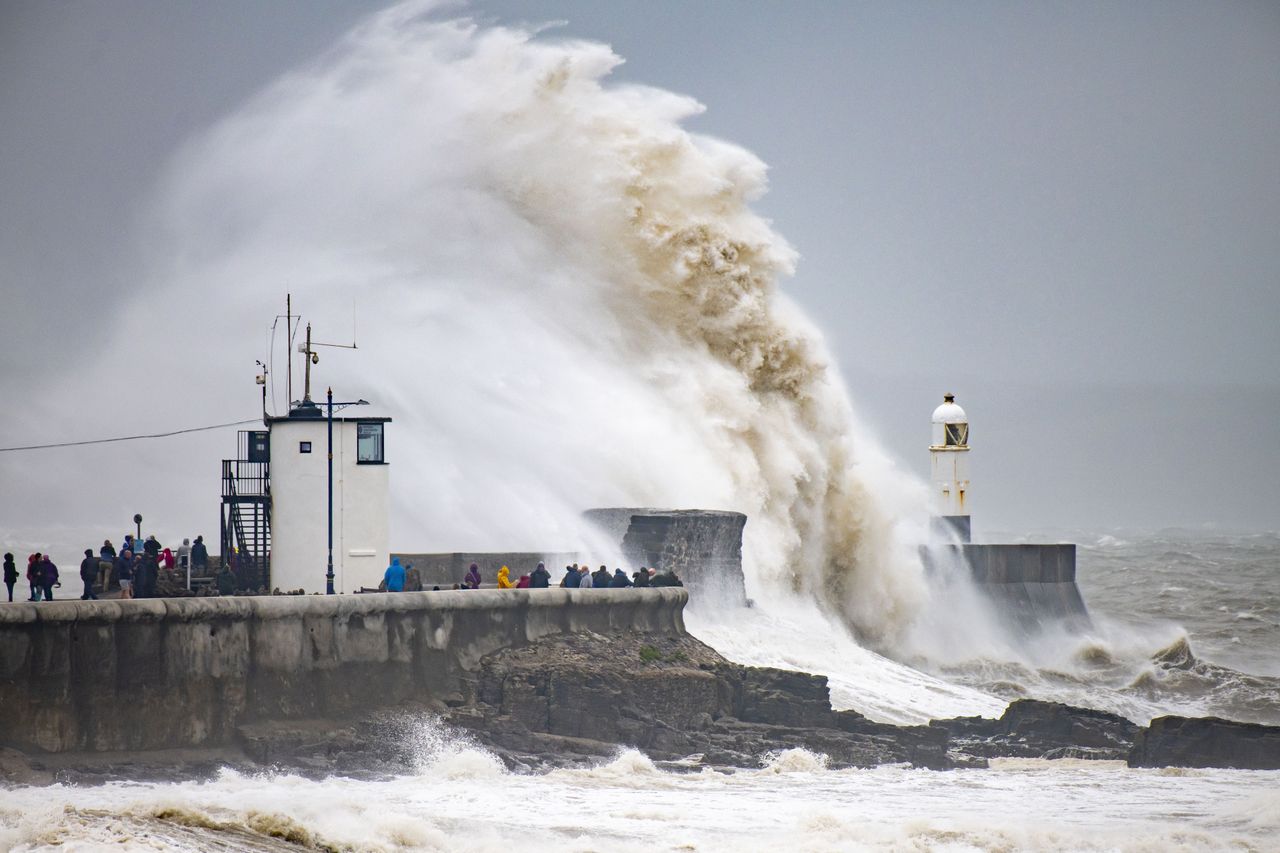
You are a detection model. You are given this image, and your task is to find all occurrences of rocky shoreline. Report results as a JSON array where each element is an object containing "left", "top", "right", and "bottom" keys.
[{"left": 4, "top": 631, "right": 1277, "bottom": 786}]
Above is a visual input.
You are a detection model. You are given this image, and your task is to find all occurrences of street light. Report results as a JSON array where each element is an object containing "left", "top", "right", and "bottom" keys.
[
  {"left": 326, "top": 388, "right": 370, "bottom": 595},
  {"left": 133, "top": 513, "right": 142, "bottom": 543}
]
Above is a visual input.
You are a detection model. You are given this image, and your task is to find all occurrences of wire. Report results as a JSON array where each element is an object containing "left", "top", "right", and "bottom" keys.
[{"left": 0, "top": 419, "right": 261, "bottom": 453}]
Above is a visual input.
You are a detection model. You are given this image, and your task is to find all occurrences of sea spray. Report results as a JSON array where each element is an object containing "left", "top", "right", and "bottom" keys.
[{"left": 38, "top": 1, "right": 973, "bottom": 655}]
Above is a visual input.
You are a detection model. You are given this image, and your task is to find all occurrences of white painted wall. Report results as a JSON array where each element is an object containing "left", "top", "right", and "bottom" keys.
[
  {"left": 269, "top": 419, "right": 389, "bottom": 593},
  {"left": 930, "top": 447, "right": 970, "bottom": 516}
]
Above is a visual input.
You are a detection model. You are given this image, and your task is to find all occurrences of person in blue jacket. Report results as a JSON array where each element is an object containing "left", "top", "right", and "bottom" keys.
[{"left": 383, "top": 557, "right": 406, "bottom": 592}]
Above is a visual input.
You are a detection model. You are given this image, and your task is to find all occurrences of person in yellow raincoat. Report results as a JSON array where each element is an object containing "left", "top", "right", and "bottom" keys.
[{"left": 496, "top": 565, "right": 515, "bottom": 589}]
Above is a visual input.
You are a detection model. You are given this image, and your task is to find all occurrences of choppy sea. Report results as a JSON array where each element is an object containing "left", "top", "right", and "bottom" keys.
[{"left": 2, "top": 529, "right": 1277, "bottom": 852}]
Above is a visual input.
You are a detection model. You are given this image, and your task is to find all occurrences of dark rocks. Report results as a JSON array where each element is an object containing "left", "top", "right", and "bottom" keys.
[
  {"left": 931, "top": 699, "right": 1141, "bottom": 761},
  {"left": 1128, "top": 715, "right": 1280, "bottom": 770},
  {"left": 455, "top": 631, "right": 951, "bottom": 770}
]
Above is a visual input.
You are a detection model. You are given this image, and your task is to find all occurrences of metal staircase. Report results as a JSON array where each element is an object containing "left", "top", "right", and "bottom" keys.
[{"left": 220, "top": 430, "right": 271, "bottom": 590}]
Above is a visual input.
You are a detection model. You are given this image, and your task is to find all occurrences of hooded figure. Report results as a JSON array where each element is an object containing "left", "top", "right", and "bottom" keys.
[
  {"left": 561, "top": 565, "right": 581, "bottom": 588},
  {"left": 384, "top": 557, "right": 406, "bottom": 592},
  {"left": 530, "top": 562, "right": 551, "bottom": 588},
  {"left": 496, "top": 566, "right": 514, "bottom": 589},
  {"left": 464, "top": 563, "right": 482, "bottom": 589},
  {"left": 610, "top": 568, "right": 632, "bottom": 588},
  {"left": 516, "top": 574, "right": 531, "bottom": 589},
  {"left": 632, "top": 568, "right": 651, "bottom": 588}
]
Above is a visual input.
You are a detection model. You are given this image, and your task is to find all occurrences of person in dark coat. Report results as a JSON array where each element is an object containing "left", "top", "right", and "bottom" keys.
[
  {"left": 561, "top": 565, "right": 581, "bottom": 588},
  {"left": 464, "top": 563, "right": 481, "bottom": 590},
  {"left": 79, "top": 549, "right": 99, "bottom": 600},
  {"left": 38, "top": 554, "right": 59, "bottom": 601},
  {"left": 610, "top": 568, "right": 632, "bottom": 588},
  {"left": 143, "top": 536, "right": 161, "bottom": 561},
  {"left": 650, "top": 568, "right": 683, "bottom": 587},
  {"left": 191, "top": 535, "right": 209, "bottom": 572},
  {"left": 3, "top": 553, "right": 17, "bottom": 602},
  {"left": 137, "top": 553, "right": 158, "bottom": 598},
  {"left": 592, "top": 565, "right": 612, "bottom": 589},
  {"left": 26, "top": 554, "right": 41, "bottom": 601},
  {"left": 529, "top": 562, "right": 551, "bottom": 588},
  {"left": 114, "top": 549, "right": 134, "bottom": 599},
  {"left": 632, "top": 567, "right": 651, "bottom": 588}
]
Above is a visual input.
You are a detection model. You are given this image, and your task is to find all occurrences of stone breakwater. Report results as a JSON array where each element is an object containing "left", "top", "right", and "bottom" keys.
[
  {"left": 0, "top": 589, "right": 686, "bottom": 756},
  {"left": 2, "top": 589, "right": 1278, "bottom": 783}
]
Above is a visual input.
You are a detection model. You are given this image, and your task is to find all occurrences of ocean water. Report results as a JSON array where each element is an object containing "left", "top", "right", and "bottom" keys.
[{"left": 3, "top": 530, "right": 1278, "bottom": 852}]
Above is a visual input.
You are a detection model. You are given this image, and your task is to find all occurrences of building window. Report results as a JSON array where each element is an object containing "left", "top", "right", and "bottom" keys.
[
  {"left": 944, "top": 423, "right": 968, "bottom": 447},
  {"left": 299, "top": 441, "right": 312, "bottom": 454},
  {"left": 357, "top": 422, "right": 384, "bottom": 464}
]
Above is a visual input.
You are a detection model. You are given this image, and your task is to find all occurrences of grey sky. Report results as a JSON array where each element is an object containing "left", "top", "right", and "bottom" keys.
[{"left": 2, "top": 0, "right": 1277, "bottom": 535}]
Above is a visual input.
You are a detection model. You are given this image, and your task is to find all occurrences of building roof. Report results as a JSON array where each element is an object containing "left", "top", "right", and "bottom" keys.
[{"left": 931, "top": 399, "right": 967, "bottom": 424}]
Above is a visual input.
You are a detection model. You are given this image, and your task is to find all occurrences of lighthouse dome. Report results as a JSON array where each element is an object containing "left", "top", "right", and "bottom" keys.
[{"left": 931, "top": 394, "right": 967, "bottom": 424}]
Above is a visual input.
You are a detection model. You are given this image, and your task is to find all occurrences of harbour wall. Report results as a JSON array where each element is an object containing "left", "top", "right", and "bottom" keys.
[
  {"left": 0, "top": 588, "right": 688, "bottom": 755},
  {"left": 921, "top": 543, "right": 1090, "bottom": 631}
]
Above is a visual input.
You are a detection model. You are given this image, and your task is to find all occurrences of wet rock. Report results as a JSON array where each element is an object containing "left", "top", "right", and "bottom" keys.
[
  {"left": 1128, "top": 715, "right": 1280, "bottom": 770},
  {"left": 931, "top": 699, "right": 1140, "bottom": 760}
]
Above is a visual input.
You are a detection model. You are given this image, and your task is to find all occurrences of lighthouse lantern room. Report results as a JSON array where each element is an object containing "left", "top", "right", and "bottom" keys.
[{"left": 930, "top": 393, "right": 971, "bottom": 543}]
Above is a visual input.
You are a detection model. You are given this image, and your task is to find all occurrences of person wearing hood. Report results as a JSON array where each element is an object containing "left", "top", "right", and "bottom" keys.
[
  {"left": 561, "top": 565, "right": 581, "bottom": 588},
  {"left": 384, "top": 557, "right": 406, "bottom": 592},
  {"left": 632, "top": 567, "right": 651, "bottom": 588},
  {"left": 79, "top": 549, "right": 99, "bottom": 600},
  {"left": 496, "top": 566, "right": 514, "bottom": 589},
  {"left": 515, "top": 574, "right": 531, "bottom": 589},
  {"left": 464, "top": 563, "right": 482, "bottom": 590},
  {"left": 610, "top": 568, "right": 632, "bottom": 588},
  {"left": 530, "top": 562, "right": 551, "bottom": 588},
  {"left": 38, "top": 554, "right": 59, "bottom": 601},
  {"left": 592, "top": 565, "right": 611, "bottom": 589},
  {"left": 3, "top": 553, "right": 17, "bottom": 602},
  {"left": 177, "top": 538, "right": 192, "bottom": 572}
]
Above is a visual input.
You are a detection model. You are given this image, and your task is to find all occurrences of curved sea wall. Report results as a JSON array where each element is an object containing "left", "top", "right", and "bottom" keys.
[{"left": 0, "top": 589, "right": 688, "bottom": 755}]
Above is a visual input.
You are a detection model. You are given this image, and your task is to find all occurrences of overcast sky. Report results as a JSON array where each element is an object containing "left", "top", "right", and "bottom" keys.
[{"left": 2, "top": 0, "right": 1277, "bottom": 535}]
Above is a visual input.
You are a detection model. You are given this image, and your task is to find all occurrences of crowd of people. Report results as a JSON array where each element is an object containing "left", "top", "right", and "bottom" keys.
[
  {"left": 381, "top": 559, "right": 685, "bottom": 592},
  {"left": 2, "top": 534, "right": 209, "bottom": 603}
]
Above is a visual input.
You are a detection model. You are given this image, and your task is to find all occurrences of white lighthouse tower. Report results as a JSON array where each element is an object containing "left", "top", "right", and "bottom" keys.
[{"left": 930, "top": 393, "right": 971, "bottom": 543}]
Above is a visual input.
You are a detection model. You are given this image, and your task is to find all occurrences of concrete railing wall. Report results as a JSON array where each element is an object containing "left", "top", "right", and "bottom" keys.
[{"left": 0, "top": 588, "right": 688, "bottom": 755}]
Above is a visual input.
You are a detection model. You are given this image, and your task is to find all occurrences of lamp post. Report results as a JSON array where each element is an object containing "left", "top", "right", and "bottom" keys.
[
  {"left": 326, "top": 387, "right": 334, "bottom": 595},
  {"left": 133, "top": 513, "right": 142, "bottom": 543},
  {"left": 325, "top": 389, "right": 370, "bottom": 595}
]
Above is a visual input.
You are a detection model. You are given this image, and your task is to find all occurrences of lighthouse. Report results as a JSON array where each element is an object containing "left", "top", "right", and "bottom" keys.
[{"left": 930, "top": 393, "right": 971, "bottom": 543}]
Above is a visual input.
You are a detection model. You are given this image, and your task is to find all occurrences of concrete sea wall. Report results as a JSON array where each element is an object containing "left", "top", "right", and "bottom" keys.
[
  {"left": 921, "top": 543, "right": 1090, "bottom": 631},
  {"left": 0, "top": 588, "right": 688, "bottom": 755},
  {"left": 583, "top": 508, "right": 749, "bottom": 604}
]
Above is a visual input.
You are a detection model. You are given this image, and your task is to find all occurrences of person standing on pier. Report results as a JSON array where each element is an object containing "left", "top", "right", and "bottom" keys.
[
  {"left": 114, "top": 549, "right": 134, "bottom": 599},
  {"left": 98, "top": 540, "right": 116, "bottom": 592},
  {"left": 26, "top": 554, "right": 41, "bottom": 601},
  {"left": 79, "top": 549, "right": 99, "bottom": 600},
  {"left": 38, "top": 554, "right": 59, "bottom": 601},
  {"left": 383, "top": 557, "right": 405, "bottom": 592},
  {"left": 191, "top": 536, "right": 208, "bottom": 574},
  {"left": 464, "top": 563, "right": 481, "bottom": 590},
  {"left": 3, "top": 553, "right": 17, "bottom": 602},
  {"left": 530, "top": 562, "right": 550, "bottom": 588}
]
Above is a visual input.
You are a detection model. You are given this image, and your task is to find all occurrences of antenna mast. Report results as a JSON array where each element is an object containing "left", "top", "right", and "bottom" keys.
[{"left": 286, "top": 293, "right": 293, "bottom": 407}]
